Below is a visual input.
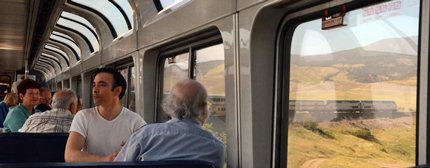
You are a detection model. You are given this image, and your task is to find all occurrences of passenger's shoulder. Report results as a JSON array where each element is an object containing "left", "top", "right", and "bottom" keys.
[
  {"left": 122, "top": 108, "right": 143, "bottom": 118},
  {"left": 78, "top": 107, "right": 96, "bottom": 114},
  {"left": 7, "top": 107, "right": 22, "bottom": 115},
  {"left": 138, "top": 122, "right": 165, "bottom": 131},
  {"left": 73, "top": 108, "right": 96, "bottom": 119},
  {"left": 203, "top": 129, "right": 225, "bottom": 146}
]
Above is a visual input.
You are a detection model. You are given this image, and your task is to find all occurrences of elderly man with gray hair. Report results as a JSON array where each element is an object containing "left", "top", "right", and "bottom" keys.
[
  {"left": 21, "top": 89, "right": 79, "bottom": 133},
  {"left": 115, "top": 79, "right": 225, "bottom": 167}
]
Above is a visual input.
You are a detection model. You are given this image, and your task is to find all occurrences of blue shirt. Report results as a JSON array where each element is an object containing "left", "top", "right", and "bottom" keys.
[
  {"left": 3, "top": 103, "right": 39, "bottom": 132},
  {"left": 115, "top": 118, "right": 225, "bottom": 168},
  {"left": 0, "top": 102, "right": 9, "bottom": 128}
]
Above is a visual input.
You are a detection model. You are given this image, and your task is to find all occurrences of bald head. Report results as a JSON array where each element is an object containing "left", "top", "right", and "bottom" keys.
[
  {"left": 162, "top": 79, "right": 208, "bottom": 122},
  {"left": 52, "top": 89, "right": 78, "bottom": 114}
]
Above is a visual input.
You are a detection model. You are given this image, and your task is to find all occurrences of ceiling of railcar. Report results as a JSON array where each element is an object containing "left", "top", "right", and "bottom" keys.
[{"left": 0, "top": 0, "right": 56, "bottom": 73}]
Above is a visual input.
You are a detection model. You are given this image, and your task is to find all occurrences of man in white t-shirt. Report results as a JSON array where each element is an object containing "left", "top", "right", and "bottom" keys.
[{"left": 65, "top": 68, "right": 146, "bottom": 162}]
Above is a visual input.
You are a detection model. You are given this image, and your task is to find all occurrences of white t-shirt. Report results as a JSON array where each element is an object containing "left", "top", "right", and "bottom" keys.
[{"left": 70, "top": 107, "right": 146, "bottom": 156}]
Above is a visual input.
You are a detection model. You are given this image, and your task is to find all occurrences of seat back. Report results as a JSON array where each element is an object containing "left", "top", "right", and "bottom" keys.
[
  {"left": 0, "top": 133, "right": 69, "bottom": 163},
  {"left": 0, "top": 160, "right": 215, "bottom": 168}
]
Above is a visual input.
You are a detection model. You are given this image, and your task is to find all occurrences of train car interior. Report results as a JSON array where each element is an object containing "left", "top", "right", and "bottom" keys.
[{"left": 0, "top": 0, "right": 428, "bottom": 167}]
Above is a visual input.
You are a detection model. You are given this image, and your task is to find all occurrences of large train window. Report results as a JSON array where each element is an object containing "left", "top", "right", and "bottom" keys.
[
  {"left": 70, "top": 0, "right": 133, "bottom": 38},
  {"left": 117, "top": 64, "right": 135, "bottom": 112},
  {"left": 0, "top": 75, "right": 11, "bottom": 100},
  {"left": 281, "top": 1, "right": 419, "bottom": 167},
  {"left": 162, "top": 52, "right": 189, "bottom": 94},
  {"left": 63, "top": 79, "right": 70, "bottom": 89},
  {"left": 159, "top": 35, "right": 226, "bottom": 163},
  {"left": 56, "top": 82, "right": 62, "bottom": 90},
  {"left": 72, "top": 75, "right": 82, "bottom": 100},
  {"left": 119, "top": 68, "right": 129, "bottom": 109},
  {"left": 153, "top": 0, "right": 191, "bottom": 13},
  {"left": 58, "top": 11, "right": 100, "bottom": 53},
  {"left": 194, "top": 44, "right": 226, "bottom": 144},
  {"left": 129, "top": 66, "right": 136, "bottom": 112}
]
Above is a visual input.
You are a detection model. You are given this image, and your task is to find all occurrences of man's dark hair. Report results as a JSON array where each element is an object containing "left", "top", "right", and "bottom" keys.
[
  {"left": 17, "top": 79, "right": 41, "bottom": 97},
  {"left": 94, "top": 68, "right": 127, "bottom": 99}
]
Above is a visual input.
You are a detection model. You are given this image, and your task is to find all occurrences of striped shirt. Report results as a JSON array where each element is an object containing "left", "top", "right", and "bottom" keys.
[{"left": 20, "top": 108, "right": 74, "bottom": 133}]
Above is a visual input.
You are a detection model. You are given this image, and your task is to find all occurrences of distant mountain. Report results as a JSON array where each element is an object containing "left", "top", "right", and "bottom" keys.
[
  {"left": 163, "top": 60, "right": 225, "bottom": 95},
  {"left": 291, "top": 37, "right": 417, "bottom": 83}
]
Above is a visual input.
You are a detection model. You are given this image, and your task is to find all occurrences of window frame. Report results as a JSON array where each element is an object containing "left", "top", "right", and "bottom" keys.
[
  {"left": 108, "top": 58, "right": 135, "bottom": 111},
  {"left": 155, "top": 29, "right": 222, "bottom": 122}
]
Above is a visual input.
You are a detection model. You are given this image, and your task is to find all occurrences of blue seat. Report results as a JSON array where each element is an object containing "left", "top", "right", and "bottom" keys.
[
  {"left": 0, "top": 133, "right": 69, "bottom": 163},
  {"left": 0, "top": 160, "right": 215, "bottom": 168}
]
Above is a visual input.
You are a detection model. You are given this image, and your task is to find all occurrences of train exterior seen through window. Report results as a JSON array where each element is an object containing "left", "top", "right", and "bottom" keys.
[
  {"left": 0, "top": 0, "right": 428, "bottom": 167},
  {"left": 289, "top": 100, "right": 400, "bottom": 122}
]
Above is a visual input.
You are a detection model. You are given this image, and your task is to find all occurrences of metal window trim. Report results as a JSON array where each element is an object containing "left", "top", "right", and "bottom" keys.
[
  {"left": 49, "top": 38, "right": 80, "bottom": 61},
  {"left": 67, "top": 0, "right": 118, "bottom": 38},
  {"left": 44, "top": 46, "right": 70, "bottom": 67},
  {"left": 40, "top": 55, "right": 62, "bottom": 70},
  {"left": 56, "top": 24, "right": 96, "bottom": 53},
  {"left": 108, "top": 0, "right": 132, "bottom": 30}
]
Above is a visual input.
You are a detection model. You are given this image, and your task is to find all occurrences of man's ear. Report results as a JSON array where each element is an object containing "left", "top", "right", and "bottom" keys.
[{"left": 114, "top": 86, "right": 122, "bottom": 96}]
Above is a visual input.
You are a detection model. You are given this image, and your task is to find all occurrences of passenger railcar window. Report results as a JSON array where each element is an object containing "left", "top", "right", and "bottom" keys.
[
  {"left": 57, "top": 12, "right": 100, "bottom": 52},
  {"left": 57, "top": 82, "right": 62, "bottom": 90},
  {"left": 160, "top": 42, "right": 227, "bottom": 166},
  {"left": 129, "top": 66, "right": 136, "bottom": 112},
  {"left": 286, "top": 1, "right": 418, "bottom": 167},
  {"left": 154, "top": 0, "right": 191, "bottom": 13},
  {"left": 0, "top": 75, "right": 11, "bottom": 99},
  {"left": 45, "top": 45, "right": 70, "bottom": 63},
  {"left": 64, "top": 79, "right": 70, "bottom": 88},
  {"left": 195, "top": 44, "right": 226, "bottom": 144},
  {"left": 120, "top": 68, "right": 129, "bottom": 109},
  {"left": 71, "top": 0, "right": 133, "bottom": 37},
  {"left": 75, "top": 76, "right": 82, "bottom": 100},
  {"left": 162, "top": 53, "right": 189, "bottom": 94},
  {"left": 50, "top": 32, "right": 81, "bottom": 59}
]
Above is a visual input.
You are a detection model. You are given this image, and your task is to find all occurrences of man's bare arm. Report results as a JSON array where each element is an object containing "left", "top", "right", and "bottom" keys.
[{"left": 64, "top": 131, "right": 117, "bottom": 162}]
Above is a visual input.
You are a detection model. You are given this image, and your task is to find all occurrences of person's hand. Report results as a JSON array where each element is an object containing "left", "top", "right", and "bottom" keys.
[
  {"left": 102, "top": 152, "right": 117, "bottom": 162},
  {"left": 103, "top": 141, "right": 126, "bottom": 162}
]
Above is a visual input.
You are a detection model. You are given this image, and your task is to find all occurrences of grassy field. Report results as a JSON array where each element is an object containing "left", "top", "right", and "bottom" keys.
[{"left": 287, "top": 117, "right": 415, "bottom": 168}]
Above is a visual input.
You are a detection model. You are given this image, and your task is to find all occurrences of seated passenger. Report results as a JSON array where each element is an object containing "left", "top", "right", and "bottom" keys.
[
  {"left": 3, "top": 79, "right": 40, "bottom": 132},
  {"left": 21, "top": 89, "right": 79, "bottom": 133},
  {"left": 0, "top": 93, "right": 18, "bottom": 128},
  {"left": 114, "top": 79, "right": 225, "bottom": 168},
  {"left": 65, "top": 68, "right": 146, "bottom": 162},
  {"left": 35, "top": 87, "right": 52, "bottom": 112}
]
